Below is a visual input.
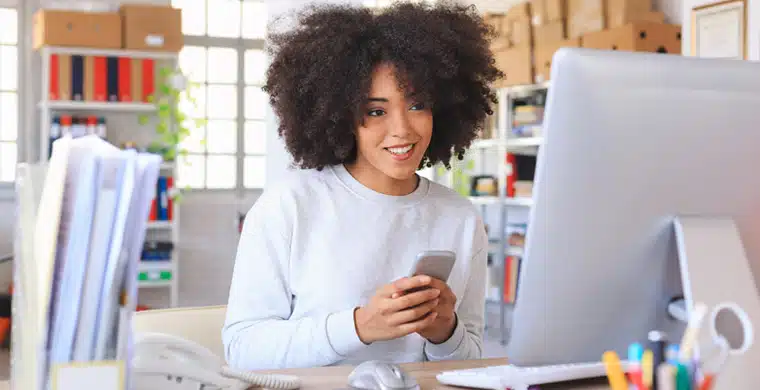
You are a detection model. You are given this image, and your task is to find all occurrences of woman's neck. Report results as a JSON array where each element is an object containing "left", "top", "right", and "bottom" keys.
[{"left": 344, "top": 160, "right": 419, "bottom": 196}]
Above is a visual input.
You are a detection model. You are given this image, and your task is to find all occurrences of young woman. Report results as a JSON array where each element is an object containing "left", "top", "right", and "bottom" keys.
[{"left": 222, "top": 1, "right": 503, "bottom": 370}]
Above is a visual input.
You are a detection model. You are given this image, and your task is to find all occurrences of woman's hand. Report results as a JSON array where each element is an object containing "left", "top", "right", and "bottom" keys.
[
  {"left": 412, "top": 278, "right": 458, "bottom": 344},
  {"left": 354, "top": 275, "right": 441, "bottom": 344}
]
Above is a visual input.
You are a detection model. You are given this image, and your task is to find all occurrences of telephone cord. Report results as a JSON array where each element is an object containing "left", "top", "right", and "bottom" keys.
[{"left": 221, "top": 365, "right": 302, "bottom": 390}]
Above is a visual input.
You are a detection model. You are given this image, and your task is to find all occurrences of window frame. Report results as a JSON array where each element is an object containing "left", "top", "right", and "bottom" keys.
[
  {"left": 0, "top": 0, "right": 21, "bottom": 200},
  {"left": 175, "top": 1, "right": 269, "bottom": 192}
]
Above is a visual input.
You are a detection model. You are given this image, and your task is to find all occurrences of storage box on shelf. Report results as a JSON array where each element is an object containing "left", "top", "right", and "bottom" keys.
[
  {"left": 494, "top": 46, "right": 534, "bottom": 87},
  {"left": 606, "top": 0, "right": 663, "bottom": 28},
  {"left": 534, "top": 37, "right": 582, "bottom": 82},
  {"left": 567, "top": 0, "right": 605, "bottom": 39},
  {"left": 582, "top": 20, "right": 682, "bottom": 53},
  {"left": 33, "top": 9, "right": 122, "bottom": 50},
  {"left": 530, "top": 0, "right": 567, "bottom": 46},
  {"left": 489, "top": 0, "right": 679, "bottom": 88},
  {"left": 33, "top": 4, "right": 182, "bottom": 52},
  {"left": 120, "top": 4, "right": 183, "bottom": 52}
]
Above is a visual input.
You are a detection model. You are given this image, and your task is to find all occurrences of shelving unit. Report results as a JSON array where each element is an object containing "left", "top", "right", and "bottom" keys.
[
  {"left": 434, "top": 82, "right": 548, "bottom": 345},
  {"left": 482, "top": 83, "right": 547, "bottom": 345},
  {"left": 37, "top": 46, "right": 181, "bottom": 308}
]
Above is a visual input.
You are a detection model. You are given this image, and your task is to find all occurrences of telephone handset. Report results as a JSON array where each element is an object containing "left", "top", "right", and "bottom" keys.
[{"left": 132, "top": 332, "right": 301, "bottom": 390}]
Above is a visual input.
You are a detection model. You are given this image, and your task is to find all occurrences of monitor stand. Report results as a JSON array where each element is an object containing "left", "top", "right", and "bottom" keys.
[{"left": 673, "top": 216, "right": 760, "bottom": 389}]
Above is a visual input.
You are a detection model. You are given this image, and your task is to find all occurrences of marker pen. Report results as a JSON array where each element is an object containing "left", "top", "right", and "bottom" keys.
[
  {"left": 642, "top": 349, "right": 654, "bottom": 390},
  {"left": 648, "top": 330, "right": 668, "bottom": 390},
  {"left": 675, "top": 363, "right": 691, "bottom": 390},
  {"left": 628, "top": 343, "right": 644, "bottom": 390}
]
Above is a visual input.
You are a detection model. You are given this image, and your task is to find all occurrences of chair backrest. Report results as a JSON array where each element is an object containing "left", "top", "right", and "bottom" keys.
[{"left": 133, "top": 305, "right": 227, "bottom": 359}]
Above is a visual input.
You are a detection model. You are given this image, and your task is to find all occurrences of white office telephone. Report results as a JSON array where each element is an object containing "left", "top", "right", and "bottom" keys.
[{"left": 132, "top": 332, "right": 301, "bottom": 390}]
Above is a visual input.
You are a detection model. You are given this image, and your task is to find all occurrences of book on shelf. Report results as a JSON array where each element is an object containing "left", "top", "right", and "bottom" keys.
[
  {"left": 48, "top": 53, "right": 155, "bottom": 103},
  {"left": 503, "top": 255, "right": 521, "bottom": 303},
  {"left": 148, "top": 175, "right": 174, "bottom": 222}
]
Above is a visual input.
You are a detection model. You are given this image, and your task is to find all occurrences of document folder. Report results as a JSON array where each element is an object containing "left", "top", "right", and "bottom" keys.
[{"left": 12, "top": 135, "right": 162, "bottom": 390}]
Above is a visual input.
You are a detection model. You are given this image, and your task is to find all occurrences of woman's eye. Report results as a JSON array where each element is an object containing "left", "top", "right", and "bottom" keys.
[
  {"left": 410, "top": 102, "right": 426, "bottom": 111},
  {"left": 367, "top": 109, "right": 385, "bottom": 117}
]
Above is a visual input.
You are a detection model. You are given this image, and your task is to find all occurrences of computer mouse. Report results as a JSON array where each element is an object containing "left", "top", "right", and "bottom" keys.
[{"left": 347, "top": 360, "right": 420, "bottom": 390}]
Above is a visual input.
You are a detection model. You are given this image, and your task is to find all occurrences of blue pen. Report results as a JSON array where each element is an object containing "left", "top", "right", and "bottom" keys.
[{"left": 666, "top": 344, "right": 680, "bottom": 365}]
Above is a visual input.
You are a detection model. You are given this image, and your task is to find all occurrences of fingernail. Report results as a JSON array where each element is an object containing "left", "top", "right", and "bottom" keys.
[
  {"left": 392, "top": 293, "right": 399, "bottom": 299},
  {"left": 433, "top": 289, "right": 441, "bottom": 296},
  {"left": 421, "top": 276, "right": 431, "bottom": 283}
]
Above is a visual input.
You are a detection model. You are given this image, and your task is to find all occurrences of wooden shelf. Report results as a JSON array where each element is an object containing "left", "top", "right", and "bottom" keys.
[
  {"left": 469, "top": 136, "right": 543, "bottom": 150},
  {"left": 469, "top": 196, "right": 533, "bottom": 207},
  {"left": 39, "top": 45, "right": 179, "bottom": 60},
  {"left": 39, "top": 100, "right": 156, "bottom": 112},
  {"left": 146, "top": 220, "right": 175, "bottom": 229}
]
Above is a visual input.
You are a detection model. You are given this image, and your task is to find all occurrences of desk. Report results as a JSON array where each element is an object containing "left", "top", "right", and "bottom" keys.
[
  {"left": 0, "top": 359, "right": 613, "bottom": 390},
  {"left": 256, "top": 358, "right": 612, "bottom": 390}
]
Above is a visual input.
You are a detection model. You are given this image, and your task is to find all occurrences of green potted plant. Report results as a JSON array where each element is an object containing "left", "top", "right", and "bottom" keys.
[
  {"left": 139, "top": 66, "right": 205, "bottom": 164},
  {"left": 139, "top": 66, "right": 205, "bottom": 202}
]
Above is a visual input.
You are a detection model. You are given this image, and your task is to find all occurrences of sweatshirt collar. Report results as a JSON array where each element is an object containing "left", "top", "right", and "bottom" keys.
[{"left": 331, "top": 164, "right": 430, "bottom": 206}]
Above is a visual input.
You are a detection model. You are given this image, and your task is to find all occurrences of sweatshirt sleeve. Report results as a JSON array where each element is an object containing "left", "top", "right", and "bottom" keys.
[
  {"left": 221, "top": 184, "right": 366, "bottom": 370},
  {"left": 424, "top": 217, "right": 488, "bottom": 361}
]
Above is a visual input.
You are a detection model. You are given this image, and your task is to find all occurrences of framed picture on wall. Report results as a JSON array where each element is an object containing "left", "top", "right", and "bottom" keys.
[{"left": 690, "top": 0, "right": 747, "bottom": 59}]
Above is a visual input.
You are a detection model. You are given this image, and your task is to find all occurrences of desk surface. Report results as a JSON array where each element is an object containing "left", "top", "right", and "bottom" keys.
[
  {"left": 0, "top": 358, "right": 613, "bottom": 390},
  {"left": 256, "top": 358, "right": 612, "bottom": 390}
]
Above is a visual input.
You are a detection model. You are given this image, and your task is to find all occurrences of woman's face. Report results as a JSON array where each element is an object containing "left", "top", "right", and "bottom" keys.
[{"left": 354, "top": 63, "right": 433, "bottom": 182}]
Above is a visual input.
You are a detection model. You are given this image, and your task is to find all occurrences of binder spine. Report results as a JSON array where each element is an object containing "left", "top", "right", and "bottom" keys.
[
  {"left": 84, "top": 56, "right": 95, "bottom": 102},
  {"left": 94, "top": 57, "right": 107, "bottom": 102},
  {"left": 142, "top": 59, "right": 155, "bottom": 102},
  {"left": 49, "top": 54, "right": 59, "bottom": 101},
  {"left": 71, "top": 55, "right": 84, "bottom": 101},
  {"left": 118, "top": 57, "right": 131, "bottom": 102},
  {"left": 106, "top": 57, "right": 119, "bottom": 102}
]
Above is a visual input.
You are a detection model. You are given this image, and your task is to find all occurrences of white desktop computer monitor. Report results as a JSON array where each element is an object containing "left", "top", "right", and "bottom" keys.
[{"left": 506, "top": 48, "right": 760, "bottom": 376}]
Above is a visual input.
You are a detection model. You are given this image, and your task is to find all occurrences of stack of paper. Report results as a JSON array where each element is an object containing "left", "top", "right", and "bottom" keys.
[{"left": 12, "top": 134, "right": 162, "bottom": 390}]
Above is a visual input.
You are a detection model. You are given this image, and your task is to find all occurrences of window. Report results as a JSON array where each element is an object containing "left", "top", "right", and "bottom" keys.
[
  {"left": 0, "top": 7, "right": 18, "bottom": 183},
  {"left": 173, "top": 0, "right": 268, "bottom": 190}
]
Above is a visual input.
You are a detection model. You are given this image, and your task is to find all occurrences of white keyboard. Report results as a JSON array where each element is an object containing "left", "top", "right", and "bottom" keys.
[{"left": 436, "top": 361, "right": 617, "bottom": 390}]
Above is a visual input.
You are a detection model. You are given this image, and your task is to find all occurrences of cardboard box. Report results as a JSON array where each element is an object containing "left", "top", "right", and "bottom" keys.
[
  {"left": 606, "top": 0, "right": 656, "bottom": 28},
  {"left": 506, "top": 2, "right": 532, "bottom": 20},
  {"left": 534, "top": 37, "right": 582, "bottom": 82},
  {"left": 582, "top": 21, "right": 682, "bottom": 54},
  {"left": 608, "top": 9, "right": 664, "bottom": 29},
  {"left": 567, "top": 0, "right": 605, "bottom": 38},
  {"left": 120, "top": 4, "right": 182, "bottom": 52},
  {"left": 510, "top": 18, "right": 534, "bottom": 47},
  {"left": 530, "top": 0, "right": 566, "bottom": 25},
  {"left": 494, "top": 46, "right": 534, "bottom": 87},
  {"left": 486, "top": 6, "right": 533, "bottom": 49},
  {"left": 485, "top": 13, "right": 511, "bottom": 50},
  {"left": 505, "top": 2, "right": 534, "bottom": 48},
  {"left": 33, "top": 9, "right": 121, "bottom": 49},
  {"left": 533, "top": 21, "right": 566, "bottom": 46}
]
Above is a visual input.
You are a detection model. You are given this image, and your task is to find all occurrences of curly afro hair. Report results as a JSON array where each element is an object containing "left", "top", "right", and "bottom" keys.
[{"left": 264, "top": 0, "right": 504, "bottom": 170}]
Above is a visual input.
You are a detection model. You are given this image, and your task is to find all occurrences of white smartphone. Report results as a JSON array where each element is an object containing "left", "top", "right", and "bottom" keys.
[{"left": 409, "top": 250, "right": 456, "bottom": 282}]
